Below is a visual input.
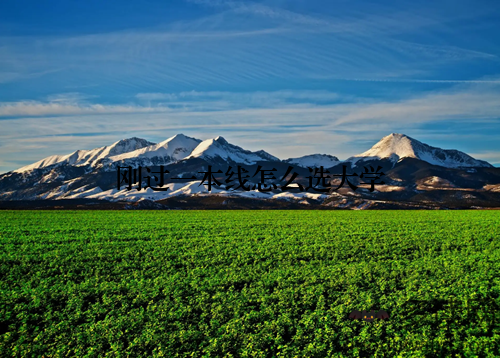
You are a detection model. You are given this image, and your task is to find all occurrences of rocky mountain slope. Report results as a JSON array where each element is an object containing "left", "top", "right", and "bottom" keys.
[{"left": 1, "top": 133, "right": 499, "bottom": 209}]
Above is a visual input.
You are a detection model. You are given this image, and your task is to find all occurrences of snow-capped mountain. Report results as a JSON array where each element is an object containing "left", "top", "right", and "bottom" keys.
[
  {"left": 2, "top": 132, "right": 499, "bottom": 209},
  {"left": 284, "top": 154, "right": 340, "bottom": 168},
  {"left": 186, "top": 136, "right": 280, "bottom": 164},
  {"left": 105, "top": 134, "right": 202, "bottom": 167},
  {"left": 346, "top": 133, "right": 493, "bottom": 169},
  {"left": 14, "top": 137, "right": 155, "bottom": 173}
]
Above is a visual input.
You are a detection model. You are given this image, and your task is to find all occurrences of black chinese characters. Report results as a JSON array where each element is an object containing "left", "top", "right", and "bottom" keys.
[{"left": 117, "top": 165, "right": 385, "bottom": 193}]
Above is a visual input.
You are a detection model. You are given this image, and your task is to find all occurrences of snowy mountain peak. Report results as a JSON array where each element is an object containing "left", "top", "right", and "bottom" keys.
[
  {"left": 108, "top": 134, "right": 202, "bottom": 163},
  {"left": 284, "top": 154, "right": 340, "bottom": 168},
  {"left": 158, "top": 133, "right": 201, "bottom": 147},
  {"left": 166, "top": 133, "right": 195, "bottom": 141},
  {"left": 14, "top": 137, "right": 155, "bottom": 173},
  {"left": 358, "top": 133, "right": 416, "bottom": 159},
  {"left": 114, "top": 136, "right": 152, "bottom": 145},
  {"left": 107, "top": 137, "right": 156, "bottom": 157},
  {"left": 186, "top": 136, "right": 279, "bottom": 164},
  {"left": 255, "top": 150, "right": 280, "bottom": 162},
  {"left": 214, "top": 136, "right": 228, "bottom": 145},
  {"left": 348, "top": 133, "right": 493, "bottom": 168}
]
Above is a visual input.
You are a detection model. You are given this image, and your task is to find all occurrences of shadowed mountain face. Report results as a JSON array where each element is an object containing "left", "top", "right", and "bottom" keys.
[{"left": 1, "top": 133, "right": 499, "bottom": 209}]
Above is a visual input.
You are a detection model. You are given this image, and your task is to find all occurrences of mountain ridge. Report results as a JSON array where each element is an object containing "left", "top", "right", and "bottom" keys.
[
  {"left": 8, "top": 132, "right": 493, "bottom": 176},
  {"left": 2, "top": 132, "right": 499, "bottom": 209},
  {"left": 14, "top": 137, "right": 155, "bottom": 174}
]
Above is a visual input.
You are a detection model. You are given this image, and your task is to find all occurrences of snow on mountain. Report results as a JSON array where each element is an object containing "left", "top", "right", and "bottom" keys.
[
  {"left": 6, "top": 132, "right": 498, "bottom": 206},
  {"left": 186, "top": 136, "right": 280, "bottom": 164},
  {"left": 108, "top": 134, "right": 202, "bottom": 164},
  {"left": 14, "top": 137, "right": 155, "bottom": 173},
  {"left": 284, "top": 154, "right": 340, "bottom": 168},
  {"left": 347, "top": 133, "right": 493, "bottom": 168},
  {"left": 54, "top": 180, "right": 328, "bottom": 202}
]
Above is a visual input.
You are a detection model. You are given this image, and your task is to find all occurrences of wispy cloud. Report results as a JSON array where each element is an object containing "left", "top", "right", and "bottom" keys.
[
  {"left": 2, "top": 82, "right": 500, "bottom": 123},
  {"left": 1, "top": 0, "right": 497, "bottom": 93},
  {"left": 331, "top": 82, "right": 500, "bottom": 126},
  {"left": 0, "top": 101, "right": 171, "bottom": 117},
  {"left": 135, "top": 90, "right": 341, "bottom": 106},
  {"left": 0, "top": 68, "right": 65, "bottom": 84},
  {"left": 187, "top": 0, "right": 333, "bottom": 27},
  {"left": 468, "top": 151, "right": 500, "bottom": 166},
  {"left": 332, "top": 78, "right": 500, "bottom": 83},
  {"left": 0, "top": 90, "right": 343, "bottom": 117}
]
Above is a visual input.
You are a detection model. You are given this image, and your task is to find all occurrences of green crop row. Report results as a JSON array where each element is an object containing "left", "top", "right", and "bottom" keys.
[{"left": 1, "top": 210, "right": 499, "bottom": 357}]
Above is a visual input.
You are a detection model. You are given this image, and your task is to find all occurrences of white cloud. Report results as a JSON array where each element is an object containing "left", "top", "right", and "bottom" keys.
[
  {"left": 331, "top": 82, "right": 500, "bottom": 126},
  {"left": 0, "top": 101, "right": 172, "bottom": 117},
  {"left": 0, "top": 68, "right": 65, "bottom": 84},
  {"left": 468, "top": 151, "right": 500, "bottom": 164},
  {"left": 0, "top": 0, "right": 496, "bottom": 90},
  {"left": 135, "top": 90, "right": 340, "bottom": 105},
  {"left": 2, "top": 82, "right": 500, "bottom": 126}
]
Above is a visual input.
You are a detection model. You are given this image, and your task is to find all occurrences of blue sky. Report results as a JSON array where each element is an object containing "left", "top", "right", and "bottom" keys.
[{"left": 1, "top": 0, "right": 500, "bottom": 172}]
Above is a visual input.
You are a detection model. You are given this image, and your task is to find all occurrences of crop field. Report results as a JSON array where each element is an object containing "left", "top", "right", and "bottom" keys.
[{"left": 1, "top": 210, "right": 500, "bottom": 357}]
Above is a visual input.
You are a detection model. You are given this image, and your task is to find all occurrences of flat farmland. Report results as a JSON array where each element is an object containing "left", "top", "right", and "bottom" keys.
[{"left": 1, "top": 210, "right": 499, "bottom": 357}]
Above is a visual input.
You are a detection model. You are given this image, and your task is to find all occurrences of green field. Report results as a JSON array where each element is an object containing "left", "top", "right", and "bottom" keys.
[{"left": 1, "top": 210, "right": 500, "bottom": 357}]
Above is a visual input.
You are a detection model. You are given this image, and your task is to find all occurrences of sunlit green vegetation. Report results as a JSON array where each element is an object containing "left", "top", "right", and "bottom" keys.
[{"left": 1, "top": 210, "right": 499, "bottom": 357}]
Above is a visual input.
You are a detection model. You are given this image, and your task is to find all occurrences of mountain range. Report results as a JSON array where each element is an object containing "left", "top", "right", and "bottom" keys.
[{"left": 1, "top": 133, "right": 499, "bottom": 209}]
